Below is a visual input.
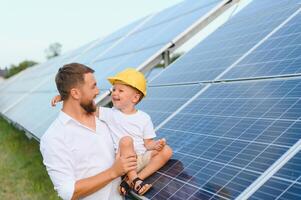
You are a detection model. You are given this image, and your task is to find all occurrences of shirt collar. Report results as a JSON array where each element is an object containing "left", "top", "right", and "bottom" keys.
[
  {"left": 58, "top": 111, "right": 73, "bottom": 125},
  {"left": 58, "top": 111, "right": 97, "bottom": 133}
]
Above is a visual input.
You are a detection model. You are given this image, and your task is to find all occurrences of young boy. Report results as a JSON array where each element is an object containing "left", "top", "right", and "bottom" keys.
[{"left": 51, "top": 68, "right": 173, "bottom": 196}]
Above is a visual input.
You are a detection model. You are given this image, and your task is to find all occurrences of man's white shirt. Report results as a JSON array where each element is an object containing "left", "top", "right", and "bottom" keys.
[
  {"left": 40, "top": 111, "right": 122, "bottom": 200},
  {"left": 99, "top": 107, "right": 156, "bottom": 155}
]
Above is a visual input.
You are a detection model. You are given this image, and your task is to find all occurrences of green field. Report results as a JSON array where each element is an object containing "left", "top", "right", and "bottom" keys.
[{"left": 0, "top": 117, "right": 60, "bottom": 200}]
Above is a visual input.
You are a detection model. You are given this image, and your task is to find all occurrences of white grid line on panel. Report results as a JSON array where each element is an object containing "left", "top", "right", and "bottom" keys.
[{"left": 275, "top": 176, "right": 301, "bottom": 200}]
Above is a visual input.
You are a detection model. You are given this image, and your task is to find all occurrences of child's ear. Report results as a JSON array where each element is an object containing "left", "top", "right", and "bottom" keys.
[
  {"left": 132, "top": 93, "right": 140, "bottom": 104},
  {"left": 134, "top": 92, "right": 143, "bottom": 104},
  {"left": 70, "top": 88, "right": 81, "bottom": 100}
]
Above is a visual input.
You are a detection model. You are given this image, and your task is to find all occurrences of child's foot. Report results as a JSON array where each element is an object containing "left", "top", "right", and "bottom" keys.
[
  {"left": 119, "top": 176, "right": 131, "bottom": 195},
  {"left": 160, "top": 138, "right": 166, "bottom": 145},
  {"left": 131, "top": 177, "right": 152, "bottom": 196},
  {"left": 154, "top": 138, "right": 166, "bottom": 151}
]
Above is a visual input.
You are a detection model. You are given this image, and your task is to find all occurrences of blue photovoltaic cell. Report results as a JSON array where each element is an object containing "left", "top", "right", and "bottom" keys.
[
  {"left": 150, "top": 0, "right": 301, "bottom": 86},
  {"left": 144, "top": 78, "right": 301, "bottom": 199},
  {"left": 0, "top": 0, "right": 223, "bottom": 139},
  {"left": 250, "top": 151, "right": 301, "bottom": 200}
]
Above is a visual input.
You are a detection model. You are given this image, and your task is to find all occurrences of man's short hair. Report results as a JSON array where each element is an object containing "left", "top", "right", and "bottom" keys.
[{"left": 55, "top": 63, "right": 94, "bottom": 100}]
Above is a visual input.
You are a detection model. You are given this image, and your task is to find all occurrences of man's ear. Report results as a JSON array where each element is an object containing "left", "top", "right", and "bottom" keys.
[{"left": 70, "top": 88, "right": 81, "bottom": 100}]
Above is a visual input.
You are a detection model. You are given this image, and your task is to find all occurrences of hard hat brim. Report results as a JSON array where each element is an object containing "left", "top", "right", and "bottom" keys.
[{"left": 107, "top": 76, "right": 118, "bottom": 85}]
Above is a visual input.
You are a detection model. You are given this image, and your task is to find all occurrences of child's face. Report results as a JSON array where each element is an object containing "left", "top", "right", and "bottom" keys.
[{"left": 111, "top": 83, "right": 141, "bottom": 110}]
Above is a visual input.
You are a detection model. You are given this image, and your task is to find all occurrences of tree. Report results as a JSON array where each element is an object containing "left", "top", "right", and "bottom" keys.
[
  {"left": 5, "top": 60, "right": 38, "bottom": 79},
  {"left": 45, "top": 42, "right": 62, "bottom": 59}
]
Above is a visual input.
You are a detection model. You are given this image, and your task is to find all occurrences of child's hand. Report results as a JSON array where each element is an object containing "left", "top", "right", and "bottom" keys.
[
  {"left": 51, "top": 95, "right": 62, "bottom": 107},
  {"left": 154, "top": 138, "right": 166, "bottom": 151}
]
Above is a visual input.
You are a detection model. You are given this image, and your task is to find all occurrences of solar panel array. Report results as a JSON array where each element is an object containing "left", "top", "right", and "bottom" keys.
[
  {"left": 0, "top": 0, "right": 224, "bottom": 139},
  {"left": 1, "top": 0, "right": 301, "bottom": 199},
  {"left": 136, "top": 0, "right": 301, "bottom": 199}
]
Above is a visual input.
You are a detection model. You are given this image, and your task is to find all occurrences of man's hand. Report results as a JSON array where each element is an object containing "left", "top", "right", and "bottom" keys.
[
  {"left": 111, "top": 152, "right": 137, "bottom": 178},
  {"left": 153, "top": 138, "right": 166, "bottom": 151},
  {"left": 51, "top": 95, "right": 62, "bottom": 107}
]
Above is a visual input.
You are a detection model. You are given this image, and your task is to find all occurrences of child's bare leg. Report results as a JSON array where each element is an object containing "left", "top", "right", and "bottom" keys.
[
  {"left": 119, "top": 136, "right": 138, "bottom": 182},
  {"left": 138, "top": 145, "right": 173, "bottom": 180},
  {"left": 119, "top": 136, "right": 151, "bottom": 195}
]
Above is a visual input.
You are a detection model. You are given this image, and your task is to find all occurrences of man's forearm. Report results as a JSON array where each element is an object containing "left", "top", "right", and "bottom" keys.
[{"left": 71, "top": 167, "right": 118, "bottom": 200}]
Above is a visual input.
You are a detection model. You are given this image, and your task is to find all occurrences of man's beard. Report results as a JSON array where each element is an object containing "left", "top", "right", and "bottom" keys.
[{"left": 80, "top": 100, "right": 96, "bottom": 113}]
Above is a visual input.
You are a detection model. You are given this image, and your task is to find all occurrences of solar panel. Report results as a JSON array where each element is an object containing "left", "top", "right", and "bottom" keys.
[
  {"left": 0, "top": 58, "right": 61, "bottom": 114},
  {"left": 144, "top": 78, "right": 301, "bottom": 199},
  {"left": 0, "top": 0, "right": 228, "bottom": 139},
  {"left": 250, "top": 151, "right": 301, "bottom": 200},
  {"left": 150, "top": 0, "right": 301, "bottom": 86},
  {"left": 4, "top": 77, "right": 60, "bottom": 139}
]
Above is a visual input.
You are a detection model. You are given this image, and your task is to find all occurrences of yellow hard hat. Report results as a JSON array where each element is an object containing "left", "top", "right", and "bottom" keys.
[{"left": 107, "top": 68, "right": 147, "bottom": 96}]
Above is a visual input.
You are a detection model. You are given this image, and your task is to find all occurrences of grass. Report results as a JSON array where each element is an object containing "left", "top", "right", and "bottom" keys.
[{"left": 0, "top": 117, "right": 60, "bottom": 200}]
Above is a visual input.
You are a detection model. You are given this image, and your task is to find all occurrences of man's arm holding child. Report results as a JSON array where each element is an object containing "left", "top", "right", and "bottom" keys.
[{"left": 41, "top": 137, "right": 136, "bottom": 200}]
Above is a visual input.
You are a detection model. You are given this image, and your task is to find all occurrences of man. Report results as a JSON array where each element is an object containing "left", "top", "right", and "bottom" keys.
[{"left": 40, "top": 63, "right": 137, "bottom": 200}]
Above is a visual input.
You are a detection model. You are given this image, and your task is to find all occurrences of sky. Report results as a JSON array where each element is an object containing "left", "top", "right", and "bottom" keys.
[{"left": 0, "top": 0, "right": 182, "bottom": 69}]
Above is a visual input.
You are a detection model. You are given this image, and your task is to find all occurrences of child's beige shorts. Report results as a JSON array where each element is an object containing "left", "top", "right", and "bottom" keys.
[{"left": 137, "top": 151, "right": 152, "bottom": 172}]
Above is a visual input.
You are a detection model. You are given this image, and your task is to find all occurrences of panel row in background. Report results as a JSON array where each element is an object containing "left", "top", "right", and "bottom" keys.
[
  {"left": 141, "top": 77, "right": 301, "bottom": 200},
  {"left": 0, "top": 0, "right": 225, "bottom": 139},
  {"left": 150, "top": 0, "right": 301, "bottom": 86}
]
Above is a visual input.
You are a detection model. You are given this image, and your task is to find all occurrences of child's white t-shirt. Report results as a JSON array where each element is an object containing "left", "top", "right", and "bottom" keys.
[{"left": 99, "top": 107, "right": 156, "bottom": 155}]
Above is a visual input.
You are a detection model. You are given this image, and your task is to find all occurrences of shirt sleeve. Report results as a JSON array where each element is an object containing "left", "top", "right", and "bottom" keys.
[
  {"left": 40, "top": 136, "right": 75, "bottom": 200},
  {"left": 143, "top": 114, "right": 156, "bottom": 139}
]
